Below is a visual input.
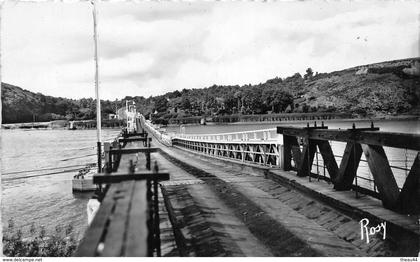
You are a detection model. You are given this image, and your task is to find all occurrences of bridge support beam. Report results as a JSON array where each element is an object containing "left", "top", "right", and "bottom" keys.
[
  {"left": 297, "top": 139, "right": 317, "bottom": 177},
  {"left": 362, "top": 144, "right": 400, "bottom": 209},
  {"left": 333, "top": 142, "right": 363, "bottom": 191},
  {"left": 315, "top": 140, "right": 338, "bottom": 181},
  {"left": 396, "top": 152, "right": 420, "bottom": 214}
]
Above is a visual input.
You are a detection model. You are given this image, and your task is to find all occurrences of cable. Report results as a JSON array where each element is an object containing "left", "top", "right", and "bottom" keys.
[
  {"left": 2, "top": 163, "right": 95, "bottom": 176},
  {"left": 3, "top": 168, "right": 86, "bottom": 181},
  {"left": 60, "top": 154, "right": 97, "bottom": 161}
]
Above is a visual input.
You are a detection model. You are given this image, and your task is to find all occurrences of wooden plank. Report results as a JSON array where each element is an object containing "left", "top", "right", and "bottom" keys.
[
  {"left": 93, "top": 172, "right": 170, "bottom": 184},
  {"left": 314, "top": 139, "right": 339, "bottom": 180},
  {"left": 297, "top": 139, "right": 317, "bottom": 177},
  {"left": 346, "top": 127, "right": 379, "bottom": 131},
  {"left": 76, "top": 130, "right": 159, "bottom": 256},
  {"left": 124, "top": 132, "right": 147, "bottom": 138},
  {"left": 361, "top": 144, "right": 400, "bottom": 209},
  {"left": 119, "top": 137, "right": 148, "bottom": 142},
  {"left": 74, "top": 185, "right": 120, "bottom": 257},
  {"left": 110, "top": 147, "right": 159, "bottom": 155},
  {"left": 333, "top": 142, "right": 362, "bottom": 190},
  {"left": 352, "top": 131, "right": 420, "bottom": 151},
  {"left": 135, "top": 119, "right": 145, "bottom": 134},
  {"left": 104, "top": 143, "right": 111, "bottom": 172},
  {"left": 101, "top": 181, "right": 135, "bottom": 256},
  {"left": 396, "top": 152, "right": 420, "bottom": 214},
  {"left": 124, "top": 180, "right": 149, "bottom": 256},
  {"left": 278, "top": 127, "right": 353, "bottom": 140},
  {"left": 277, "top": 127, "right": 420, "bottom": 151}
]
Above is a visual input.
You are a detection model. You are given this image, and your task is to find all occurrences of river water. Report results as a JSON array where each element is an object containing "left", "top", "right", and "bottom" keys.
[
  {"left": 1, "top": 119, "right": 418, "bottom": 241},
  {"left": 1, "top": 128, "right": 121, "bottom": 240},
  {"left": 165, "top": 118, "right": 419, "bottom": 134}
]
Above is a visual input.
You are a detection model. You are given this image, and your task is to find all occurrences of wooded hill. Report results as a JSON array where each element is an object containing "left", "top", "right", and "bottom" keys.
[
  {"left": 2, "top": 57, "right": 419, "bottom": 124},
  {"left": 1, "top": 83, "right": 119, "bottom": 123}
]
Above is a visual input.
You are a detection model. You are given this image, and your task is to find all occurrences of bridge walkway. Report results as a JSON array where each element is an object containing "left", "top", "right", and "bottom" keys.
[
  {"left": 76, "top": 137, "right": 179, "bottom": 257},
  {"left": 153, "top": 138, "right": 417, "bottom": 256},
  {"left": 154, "top": 151, "right": 273, "bottom": 256}
]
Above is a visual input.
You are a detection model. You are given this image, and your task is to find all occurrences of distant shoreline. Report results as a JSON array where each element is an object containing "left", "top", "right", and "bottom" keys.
[
  {"left": 2, "top": 119, "right": 124, "bottom": 130},
  {"left": 2, "top": 121, "right": 52, "bottom": 129},
  {"left": 165, "top": 114, "right": 419, "bottom": 128},
  {"left": 3, "top": 114, "right": 418, "bottom": 130},
  {"left": 229, "top": 115, "right": 420, "bottom": 126}
]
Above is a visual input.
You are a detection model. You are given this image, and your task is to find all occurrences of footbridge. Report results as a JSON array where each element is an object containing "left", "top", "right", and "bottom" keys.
[
  {"left": 143, "top": 115, "right": 420, "bottom": 213},
  {"left": 76, "top": 114, "right": 420, "bottom": 257}
]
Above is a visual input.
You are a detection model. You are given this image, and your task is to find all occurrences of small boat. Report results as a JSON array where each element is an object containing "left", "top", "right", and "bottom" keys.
[{"left": 72, "top": 165, "right": 97, "bottom": 192}]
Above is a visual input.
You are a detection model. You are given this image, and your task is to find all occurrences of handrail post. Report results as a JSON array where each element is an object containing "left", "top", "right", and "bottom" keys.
[
  {"left": 104, "top": 142, "right": 111, "bottom": 173},
  {"left": 146, "top": 138, "right": 153, "bottom": 256},
  {"left": 153, "top": 161, "right": 161, "bottom": 257}
]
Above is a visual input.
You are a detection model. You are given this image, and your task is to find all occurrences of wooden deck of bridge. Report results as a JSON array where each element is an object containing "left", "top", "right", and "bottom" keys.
[
  {"left": 74, "top": 134, "right": 178, "bottom": 257},
  {"left": 75, "top": 128, "right": 419, "bottom": 257},
  {"left": 154, "top": 139, "right": 419, "bottom": 256}
]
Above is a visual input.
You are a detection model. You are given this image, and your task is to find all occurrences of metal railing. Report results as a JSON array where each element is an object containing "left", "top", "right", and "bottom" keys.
[
  {"left": 291, "top": 143, "right": 415, "bottom": 200},
  {"left": 75, "top": 130, "right": 168, "bottom": 257},
  {"left": 138, "top": 114, "right": 420, "bottom": 214},
  {"left": 279, "top": 123, "right": 420, "bottom": 214},
  {"left": 174, "top": 128, "right": 279, "bottom": 143},
  {"left": 173, "top": 139, "right": 282, "bottom": 167},
  {"left": 138, "top": 115, "right": 172, "bottom": 146}
]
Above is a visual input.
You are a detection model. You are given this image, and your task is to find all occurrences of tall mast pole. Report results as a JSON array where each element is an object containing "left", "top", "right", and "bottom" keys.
[
  {"left": 92, "top": 0, "right": 102, "bottom": 173},
  {"left": 0, "top": 3, "right": 2, "bottom": 129}
]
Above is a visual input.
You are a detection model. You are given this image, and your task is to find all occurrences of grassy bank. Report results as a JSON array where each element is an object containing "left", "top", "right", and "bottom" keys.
[{"left": 2, "top": 218, "right": 78, "bottom": 257}]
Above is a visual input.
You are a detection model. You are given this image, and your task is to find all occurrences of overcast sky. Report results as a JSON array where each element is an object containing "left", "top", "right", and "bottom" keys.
[{"left": 2, "top": 1, "right": 419, "bottom": 100}]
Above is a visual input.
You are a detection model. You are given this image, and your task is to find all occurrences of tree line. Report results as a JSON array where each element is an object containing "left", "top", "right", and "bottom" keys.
[
  {"left": 3, "top": 59, "right": 418, "bottom": 124},
  {"left": 1, "top": 71, "right": 312, "bottom": 124}
]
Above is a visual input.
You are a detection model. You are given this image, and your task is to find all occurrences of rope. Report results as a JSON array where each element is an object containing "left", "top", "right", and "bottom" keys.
[
  {"left": 2, "top": 163, "right": 95, "bottom": 176},
  {"left": 3, "top": 167, "right": 90, "bottom": 181},
  {"left": 60, "top": 154, "right": 97, "bottom": 161}
]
